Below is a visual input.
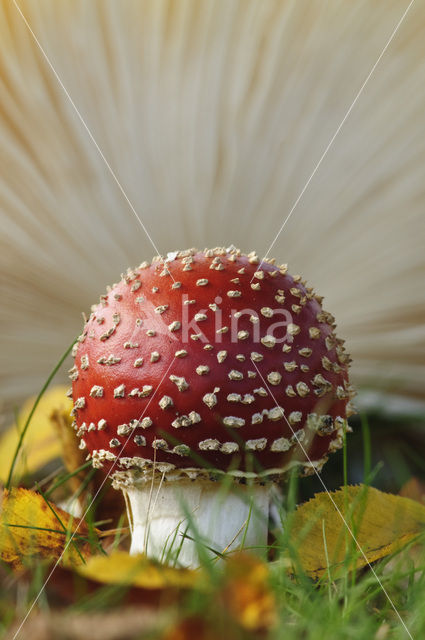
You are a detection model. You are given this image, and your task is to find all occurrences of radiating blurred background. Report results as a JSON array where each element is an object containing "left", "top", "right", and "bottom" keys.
[{"left": 1, "top": 0, "right": 424, "bottom": 484}]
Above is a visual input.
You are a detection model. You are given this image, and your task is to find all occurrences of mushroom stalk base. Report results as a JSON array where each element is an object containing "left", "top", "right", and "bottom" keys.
[{"left": 124, "top": 480, "right": 270, "bottom": 567}]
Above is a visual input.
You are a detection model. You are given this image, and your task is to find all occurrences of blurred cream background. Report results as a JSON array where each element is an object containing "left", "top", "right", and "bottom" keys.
[{"left": 0, "top": 0, "right": 424, "bottom": 418}]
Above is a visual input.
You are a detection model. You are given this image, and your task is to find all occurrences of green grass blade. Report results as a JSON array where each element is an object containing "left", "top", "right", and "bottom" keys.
[{"left": 5, "top": 338, "right": 77, "bottom": 490}]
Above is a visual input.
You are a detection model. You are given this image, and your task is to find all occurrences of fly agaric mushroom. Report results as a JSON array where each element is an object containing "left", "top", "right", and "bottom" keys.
[{"left": 71, "top": 247, "right": 354, "bottom": 566}]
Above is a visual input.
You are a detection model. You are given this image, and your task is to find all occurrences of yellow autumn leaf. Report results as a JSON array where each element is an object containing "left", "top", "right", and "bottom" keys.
[
  {"left": 75, "top": 551, "right": 199, "bottom": 590},
  {"left": 0, "top": 488, "right": 95, "bottom": 569},
  {"left": 290, "top": 485, "right": 425, "bottom": 579},
  {"left": 0, "top": 386, "right": 71, "bottom": 483}
]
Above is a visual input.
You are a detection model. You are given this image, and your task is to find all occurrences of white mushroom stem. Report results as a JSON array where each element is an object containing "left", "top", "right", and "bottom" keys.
[{"left": 124, "top": 480, "right": 271, "bottom": 567}]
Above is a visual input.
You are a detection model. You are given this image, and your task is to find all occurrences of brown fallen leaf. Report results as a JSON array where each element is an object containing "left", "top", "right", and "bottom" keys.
[
  {"left": 290, "top": 485, "right": 425, "bottom": 579},
  {"left": 375, "top": 623, "right": 391, "bottom": 640},
  {"left": 399, "top": 477, "right": 425, "bottom": 504},
  {"left": 160, "top": 617, "right": 220, "bottom": 640},
  {"left": 0, "top": 488, "right": 97, "bottom": 569}
]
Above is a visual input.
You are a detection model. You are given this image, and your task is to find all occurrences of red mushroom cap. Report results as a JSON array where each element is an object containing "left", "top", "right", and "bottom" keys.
[{"left": 71, "top": 247, "right": 354, "bottom": 482}]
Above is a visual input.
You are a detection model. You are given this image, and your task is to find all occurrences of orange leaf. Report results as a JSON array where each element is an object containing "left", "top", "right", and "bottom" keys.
[{"left": 222, "top": 553, "right": 276, "bottom": 631}]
